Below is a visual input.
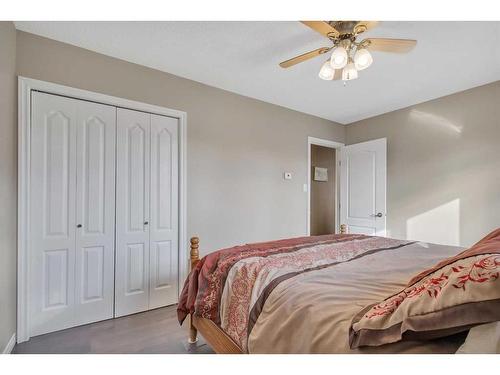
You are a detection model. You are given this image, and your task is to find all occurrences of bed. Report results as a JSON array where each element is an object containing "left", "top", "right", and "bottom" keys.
[{"left": 178, "top": 229, "right": 500, "bottom": 354}]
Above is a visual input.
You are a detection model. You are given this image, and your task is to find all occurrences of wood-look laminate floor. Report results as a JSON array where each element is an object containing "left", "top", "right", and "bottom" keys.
[{"left": 13, "top": 305, "right": 215, "bottom": 354}]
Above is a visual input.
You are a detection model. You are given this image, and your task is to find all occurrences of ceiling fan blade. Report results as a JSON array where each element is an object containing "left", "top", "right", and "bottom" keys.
[
  {"left": 363, "top": 38, "right": 417, "bottom": 53},
  {"left": 279, "top": 47, "right": 332, "bottom": 68},
  {"left": 353, "top": 21, "right": 379, "bottom": 34},
  {"left": 300, "top": 21, "right": 340, "bottom": 38}
]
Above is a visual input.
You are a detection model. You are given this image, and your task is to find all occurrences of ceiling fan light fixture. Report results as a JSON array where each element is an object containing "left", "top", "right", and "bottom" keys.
[
  {"left": 342, "top": 60, "right": 358, "bottom": 81},
  {"left": 278, "top": 21, "right": 417, "bottom": 84},
  {"left": 318, "top": 60, "right": 335, "bottom": 80},
  {"left": 354, "top": 48, "right": 373, "bottom": 70},
  {"left": 329, "top": 46, "right": 348, "bottom": 69}
]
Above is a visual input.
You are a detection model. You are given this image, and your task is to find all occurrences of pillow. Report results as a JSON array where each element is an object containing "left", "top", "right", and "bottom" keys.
[{"left": 349, "top": 228, "right": 500, "bottom": 349}]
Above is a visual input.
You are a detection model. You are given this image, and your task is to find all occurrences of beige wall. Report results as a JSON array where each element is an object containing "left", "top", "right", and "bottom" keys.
[
  {"left": 16, "top": 31, "right": 345, "bottom": 254},
  {"left": 0, "top": 22, "right": 17, "bottom": 351},
  {"left": 346, "top": 81, "right": 500, "bottom": 247},
  {"left": 310, "top": 145, "right": 336, "bottom": 235}
]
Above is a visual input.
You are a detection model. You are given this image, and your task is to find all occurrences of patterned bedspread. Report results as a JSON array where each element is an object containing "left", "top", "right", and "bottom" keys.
[{"left": 177, "top": 234, "right": 415, "bottom": 352}]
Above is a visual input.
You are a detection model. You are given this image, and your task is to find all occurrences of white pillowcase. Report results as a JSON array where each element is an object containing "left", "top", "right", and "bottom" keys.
[{"left": 456, "top": 322, "right": 500, "bottom": 354}]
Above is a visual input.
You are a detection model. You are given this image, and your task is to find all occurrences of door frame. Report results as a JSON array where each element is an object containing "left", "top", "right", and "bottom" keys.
[
  {"left": 17, "top": 76, "right": 188, "bottom": 343},
  {"left": 307, "top": 137, "right": 344, "bottom": 236}
]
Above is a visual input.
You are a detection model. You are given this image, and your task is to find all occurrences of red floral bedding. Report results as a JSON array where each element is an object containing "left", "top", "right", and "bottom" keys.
[{"left": 177, "top": 233, "right": 414, "bottom": 351}]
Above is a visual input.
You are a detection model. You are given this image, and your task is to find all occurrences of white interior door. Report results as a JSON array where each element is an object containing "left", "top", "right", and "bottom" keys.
[
  {"left": 339, "top": 138, "right": 387, "bottom": 236},
  {"left": 74, "top": 100, "right": 116, "bottom": 324},
  {"left": 30, "top": 92, "right": 77, "bottom": 336},
  {"left": 149, "top": 114, "right": 179, "bottom": 308},
  {"left": 30, "top": 92, "right": 115, "bottom": 336},
  {"left": 115, "top": 110, "right": 179, "bottom": 315},
  {"left": 115, "top": 108, "right": 151, "bottom": 317},
  {"left": 29, "top": 91, "right": 180, "bottom": 336}
]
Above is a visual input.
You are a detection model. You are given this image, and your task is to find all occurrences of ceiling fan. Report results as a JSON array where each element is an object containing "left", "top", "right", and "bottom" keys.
[{"left": 279, "top": 21, "right": 417, "bottom": 82}]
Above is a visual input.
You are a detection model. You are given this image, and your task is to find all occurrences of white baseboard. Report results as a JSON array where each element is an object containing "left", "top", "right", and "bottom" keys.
[{"left": 2, "top": 333, "right": 16, "bottom": 354}]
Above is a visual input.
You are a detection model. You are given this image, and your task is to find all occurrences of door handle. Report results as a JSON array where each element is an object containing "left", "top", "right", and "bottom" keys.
[
  {"left": 371, "top": 213, "right": 383, "bottom": 218},
  {"left": 76, "top": 224, "right": 82, "bottom": 228},
  {"left": 144, "top": 221, "right": 149, "bottom": 225}
]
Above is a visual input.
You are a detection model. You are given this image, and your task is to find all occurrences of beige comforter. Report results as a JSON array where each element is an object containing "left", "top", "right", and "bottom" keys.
[{"left": 247, "top": 241, "right": 465, "bottom": 353}]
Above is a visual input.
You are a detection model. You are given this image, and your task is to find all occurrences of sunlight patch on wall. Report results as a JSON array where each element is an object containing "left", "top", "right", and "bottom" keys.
[
  {"left": 406, "top": 199, "right": 460, "bottom": 246},
  {"left": 409, "top": 109, "right": 463, "bottom": 135}
]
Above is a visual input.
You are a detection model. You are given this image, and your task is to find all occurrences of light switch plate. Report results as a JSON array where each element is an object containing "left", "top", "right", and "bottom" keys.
[{"left": 284, "top": 172, "right": 292, "bottom": 180}]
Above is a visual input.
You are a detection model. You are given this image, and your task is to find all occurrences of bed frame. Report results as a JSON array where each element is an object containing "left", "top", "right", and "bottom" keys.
[
  {"left": 187, "top": 237, "right": 243, "bottom": 353},
  {"left": 186, "top": 225, "right": 348, "bottom": 354}
]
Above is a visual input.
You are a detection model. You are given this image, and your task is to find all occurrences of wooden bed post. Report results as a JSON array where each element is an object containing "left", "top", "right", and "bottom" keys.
[
  {"left": 184, "top": 236, "right": 253, "bottom": 353},
  {"left": 188, "top": 237, "right": 200, "bottom": 344}
]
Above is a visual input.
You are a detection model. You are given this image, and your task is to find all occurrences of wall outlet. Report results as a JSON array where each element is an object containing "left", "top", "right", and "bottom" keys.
[{"left": 284, "top": 172, "right": 292, "bottom": 180}]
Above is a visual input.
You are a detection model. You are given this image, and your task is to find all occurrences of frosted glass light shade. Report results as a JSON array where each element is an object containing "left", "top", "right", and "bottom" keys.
[
  {"left": 318, "top": 61, "right": 335, "bottom": 80},
  {"left": 330, "top": 46, "right": 348, "bottom": 69},
  {"left": 342, "top": 62, "right": 358, "bottom": 81},
  {"left": 354, "top": 48, "right": 373, "bottom": 70}
]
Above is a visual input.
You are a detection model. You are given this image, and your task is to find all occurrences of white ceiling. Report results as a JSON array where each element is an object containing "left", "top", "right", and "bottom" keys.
[{"left": 15, "top": 21, "right": 500, "bottom": 124}]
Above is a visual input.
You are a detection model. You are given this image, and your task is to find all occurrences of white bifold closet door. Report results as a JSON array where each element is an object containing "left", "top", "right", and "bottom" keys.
[
  {"left": 30, "top": 92, "right": 116, "bottom": 336},
  {"left": 115, "top": 108, "right": 179, "bottom": 317}
]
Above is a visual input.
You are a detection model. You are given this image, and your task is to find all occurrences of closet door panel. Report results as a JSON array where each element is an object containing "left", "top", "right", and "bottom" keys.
[
  {"left": 30, "top": 92, "right": 78, "bottom": 336},
  {"left": 127, "top": 243, "right": 147, "bottom": 293},
  {"left": 115, "top": 108, "right": 151, "bottom": 317},
  {"left": 75, "top": 101, "right": 116, "bottom": 324},
  {"left": 149, "top": 114, "right": 179, "bottom": 308}
]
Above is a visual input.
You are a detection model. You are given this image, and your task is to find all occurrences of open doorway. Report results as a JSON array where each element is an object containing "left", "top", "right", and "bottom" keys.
[
  {"left": 307, "top": 137, "right": 344, "bottom": 235},
  {"left": 311, "top": 144, "right": 336, "bottom": 235}
]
